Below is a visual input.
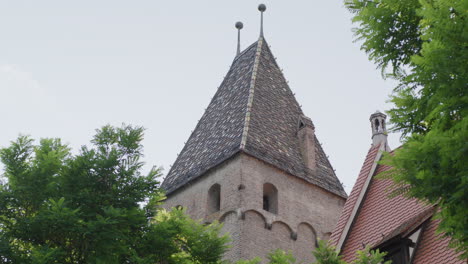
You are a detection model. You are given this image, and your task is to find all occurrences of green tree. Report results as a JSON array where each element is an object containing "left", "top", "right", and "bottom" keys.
[
  {"left": 313, "top": 240, "right": 389, "bottom": 264},
  {"left": 313, "top": 240, "right": 347, "bottom": 264},
  {"left": 232, "top": 250, "right": 295, "bottom": 264},
  {"left": 345, "top": 0, "right": 467, "bottom": 256},
  {"left": 231, "top": 241, "right": 389, "bottom": 264},
  {"left": 312, "top": 242, "right": 390, "bottom": 264},
  {"left": 0, "top": 125, "right": 228, "bottom": 264},
  {"left": 351, "top": 246, "right": 389, "bottom": 264},
  {"left": 266, "top": 249, "right": 296, "bottom": 264}
]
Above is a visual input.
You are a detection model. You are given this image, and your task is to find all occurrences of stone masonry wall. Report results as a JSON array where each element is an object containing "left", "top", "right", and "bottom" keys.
[
  {"left": 237, "top": 154, "right": 345, "bottom": 262},
  {"left": 162, "top": 153, "right": 345, "bottom": 263},
  {"left": 162, "top": 155, "right": 244, "bottom": 260}
]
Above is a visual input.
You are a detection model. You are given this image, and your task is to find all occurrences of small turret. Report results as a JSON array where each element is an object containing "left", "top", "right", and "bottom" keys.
[{"left": 370, "top": 111, "right": 389, "bottom": 150}]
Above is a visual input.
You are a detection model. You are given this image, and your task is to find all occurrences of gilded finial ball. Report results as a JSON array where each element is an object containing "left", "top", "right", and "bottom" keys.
[
  {"left": 235, "top": 21, "right": 243, "bottom": 30},
  {"left": 258, "top": 4, "right": 266, "bottom": 12}
]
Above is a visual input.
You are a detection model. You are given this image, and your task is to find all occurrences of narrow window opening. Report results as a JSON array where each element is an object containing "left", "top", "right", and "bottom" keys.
[
  {"left": 263, "top": 183, "right": 278, "bottom": 214},
  {"left": 374, "top": 119, "right": 380, "bottom": 132},
  {"left": 207, "top": 184, "right": 221, "bottom": 214},
  {"left": 263, "top": 196, "right": 269, "bottom": 211}
]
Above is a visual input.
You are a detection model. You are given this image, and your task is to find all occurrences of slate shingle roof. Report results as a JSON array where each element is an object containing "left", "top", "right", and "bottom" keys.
[
  {"left": 161, "top": 37, "right": 346, "bottom": 198},
  {"left": 330, "top": 145, "right": 464, "bottom": 263}
]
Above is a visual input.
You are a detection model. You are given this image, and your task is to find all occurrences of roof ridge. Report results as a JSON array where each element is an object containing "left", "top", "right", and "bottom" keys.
[
  {"left": 161, "top": 42, "right": 259, "bottom": 193},
  {"left": 373, "top": 206, "right": 434, "bottom": 249},
  {"left": 233, "top": 40, "right": 259, "bottom": 63},
  {"left": 163, "top": 53, "right": 238, "bottom": 184},
  {"left": 162, "top": 36, "right": 346, "bottom": 198},
  {"left": 240, "top": 37, "right": 263, "bottom": 149},
  {"left": 335, "top": 142, "right": 387, "bottom": 252}
]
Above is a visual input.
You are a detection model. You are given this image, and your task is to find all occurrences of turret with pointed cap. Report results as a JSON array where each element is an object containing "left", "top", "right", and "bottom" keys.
[
  {"left": 161, "top": 5, "right": 346, "bottom": 263},
  {"left": 370, "top": 111, "right": 390, "bottom": 150}
]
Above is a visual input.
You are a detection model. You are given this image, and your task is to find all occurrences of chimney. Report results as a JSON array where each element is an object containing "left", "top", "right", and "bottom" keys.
[
  {"left": 370, "top": 111, "right": 390, "bottom": 150},
  {"left": 297, "top": 115, "right": 316, "bottom": 170}
]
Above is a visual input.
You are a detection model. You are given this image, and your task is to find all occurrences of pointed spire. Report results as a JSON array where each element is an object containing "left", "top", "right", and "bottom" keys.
[
  {"left": 235, "top": 21, "right": 243, "bottom": 56},
  {"left": 162, "top": 26, "right": 346, "bottom": 198},
  {"left": 258, "top": 4, "right": 266, "bottom": 37}
]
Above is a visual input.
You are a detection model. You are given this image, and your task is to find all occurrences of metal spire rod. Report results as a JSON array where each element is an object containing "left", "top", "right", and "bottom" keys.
[
  {"left": 235, "top": 21, "right": 243, "bottom": 55},
  {"left": 258, "top": 4, "right": 266, "bottom": 37}
]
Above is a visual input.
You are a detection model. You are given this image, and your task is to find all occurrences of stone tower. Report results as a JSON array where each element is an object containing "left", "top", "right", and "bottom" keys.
[{"left": 161, "top": 7, "right": 347, "bottom": 262}]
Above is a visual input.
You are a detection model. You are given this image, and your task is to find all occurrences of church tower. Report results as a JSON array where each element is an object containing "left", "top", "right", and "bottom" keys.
[{"left": 161, "top": 5, "right": 347, "bottom": 262}]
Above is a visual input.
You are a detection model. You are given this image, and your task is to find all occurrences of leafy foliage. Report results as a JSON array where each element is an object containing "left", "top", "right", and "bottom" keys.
[
  {"left": 0, "top": 125, "right": 229, "bottom": 263},
  {"left": 231, "top": 241, "right": 388, "bottom": 264},
  {"left": 266, "top": 249, "right": 296, "bottom": 264},
  {"left": 234, "top": 258, "right": 262, "bottom": 264},
  {"left": 345, "top": 0, "right": 468, "bottom": 256},
  {"left": 312, "top": 241, "right": 389, "bottom": 264},
  {"left": 351, "top": 246, "right": 390, "bottom": 264},
  {"left": 146, "top": 208, "right": 229, "bottom": 264},
  {"left": 313, "top": 240, "right": 347, "bottom": 264}
]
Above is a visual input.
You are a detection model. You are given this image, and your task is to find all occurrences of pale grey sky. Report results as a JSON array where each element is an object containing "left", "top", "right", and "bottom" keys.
[{"left": 0, "top": 1, "right": 400, "bottom": 193}]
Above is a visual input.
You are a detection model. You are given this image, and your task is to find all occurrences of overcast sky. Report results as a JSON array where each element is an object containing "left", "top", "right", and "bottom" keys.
[{"left": 0, "top": 1, "right": 401, "bottom": 193}]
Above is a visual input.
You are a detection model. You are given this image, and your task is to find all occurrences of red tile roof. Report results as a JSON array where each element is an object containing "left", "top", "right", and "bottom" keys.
[
  {"left": 331, "top": 144, "right": 465, "bottom": 263},
  {"left": 413, "top": 218, "right": 464, "bottom": 263},
  {"left": 329, "top": 144, "right": 381, "bottom": 247},
  {"left": 373, "top": 206, "right": 434, "bottom": 248}
]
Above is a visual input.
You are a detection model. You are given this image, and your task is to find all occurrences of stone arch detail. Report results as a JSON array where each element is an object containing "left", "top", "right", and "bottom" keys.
[
  {"left": 272, "top": 221, "right": 295, "bottom": 240},
  {"left": 297, "top": 222, "right": 318, "bottom": 238},
  {"left": 293, "top": 222, "right": 319, "bottom": 262},
  {"left": 297, "top": 222, "right": 318, "bottom": 247},
  {"left": 219, "top": 210, "right": 238, "bottom": 223},
  {"left": 242, "top": 209, "right": 268, "bottom": 229},
  {"left": 272, "top": 221, "right": 293, "bottom": 233},
  {"left": 269, "top": 221, "right": 295, "bottom": 253}
]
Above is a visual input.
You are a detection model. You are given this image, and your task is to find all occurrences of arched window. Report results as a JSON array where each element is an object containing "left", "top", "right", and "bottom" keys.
[
  {"left": 207, "top": 183, "right": 221, "bottom": 214},
  {"left": 263, "top": 183, "right": 278, "bottom": 214},
  {"left": 375, "top": 119, "right": 381, "bottom": 132}
]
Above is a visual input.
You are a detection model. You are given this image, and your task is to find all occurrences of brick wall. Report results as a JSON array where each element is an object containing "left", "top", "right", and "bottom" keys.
[{"left": 162, "top": 153, "right": 345, "bottom": 263}]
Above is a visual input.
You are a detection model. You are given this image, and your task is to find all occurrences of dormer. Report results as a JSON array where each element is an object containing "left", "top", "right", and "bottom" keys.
[{"left": 297, "top": 115, "right": 316, "bottom": 171}]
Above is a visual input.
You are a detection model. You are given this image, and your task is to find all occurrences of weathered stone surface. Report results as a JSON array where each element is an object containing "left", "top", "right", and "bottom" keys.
[
  {"left": 163, "top": 154, "right": 345, "bottom": 263},
  {"left": 161, "top": 36, "right": 346, "bottom": 263}
]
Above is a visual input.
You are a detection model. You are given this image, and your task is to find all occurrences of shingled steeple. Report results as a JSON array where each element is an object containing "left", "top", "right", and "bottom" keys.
[
  {"left": 161, "top": 36, "right": 346, "bottom": 198},
  {"left": 161, "top": 6, "right": 347, "bottom": 262}
]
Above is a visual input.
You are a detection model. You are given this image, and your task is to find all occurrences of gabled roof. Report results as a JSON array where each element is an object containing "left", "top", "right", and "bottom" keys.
[
  {"left": 330, "top": 144, "right": 464, "bottom": 263},
  {"left": 373, "top": 206, "right": 433, "bottom": 249},
  {"left": 161, "top": 37, "right": 346, "bottom": 198},
  {"left": 329, "top": 143, "right": 383, "bottom": 248}
]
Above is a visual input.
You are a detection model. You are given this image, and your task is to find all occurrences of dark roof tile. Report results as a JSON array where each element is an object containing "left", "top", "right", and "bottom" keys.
[{"left": 162, "top": 37, "right": 346, "bottom": 198}]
